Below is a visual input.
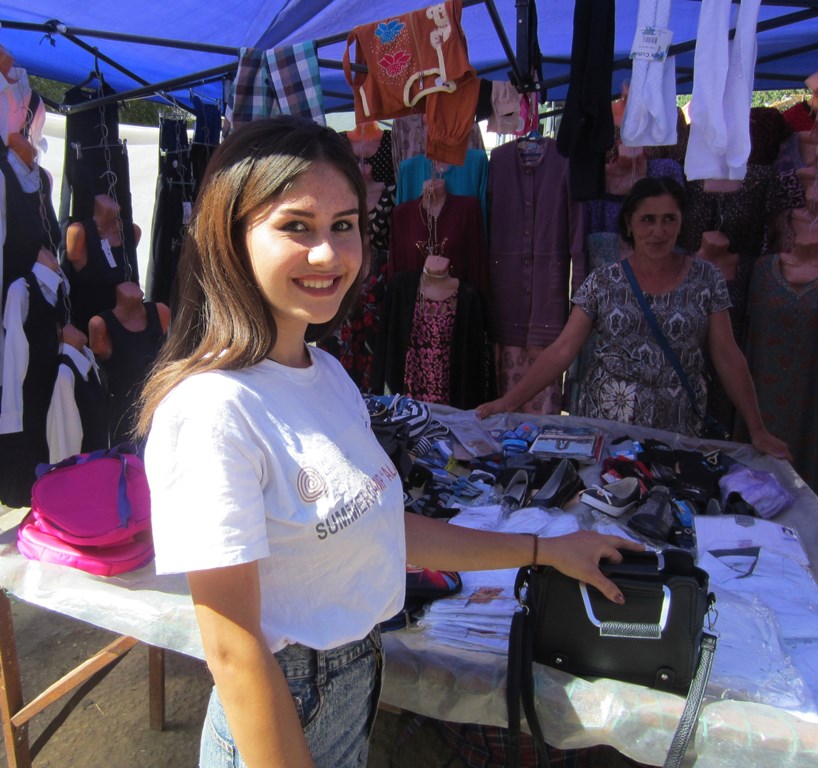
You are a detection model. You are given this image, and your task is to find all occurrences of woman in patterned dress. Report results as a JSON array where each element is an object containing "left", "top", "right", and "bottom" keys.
[{"left": 476, "top": 176, "right": 791, "bottom": 460}]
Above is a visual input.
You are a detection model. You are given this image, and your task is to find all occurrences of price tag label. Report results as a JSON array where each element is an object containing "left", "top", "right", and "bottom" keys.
[
  {"left": 100, "top": 238, "right": 117, "bottom": 268},
  {"left": 630, "top": 26, "right": 673, "bottom": 62}
]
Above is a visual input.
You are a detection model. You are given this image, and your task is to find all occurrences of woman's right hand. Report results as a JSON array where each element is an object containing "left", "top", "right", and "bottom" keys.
[{"left": 474, "top": 398, "right": 507, "bottom": 420}]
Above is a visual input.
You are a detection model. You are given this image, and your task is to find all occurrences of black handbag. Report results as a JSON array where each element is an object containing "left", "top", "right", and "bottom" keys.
[
  {"left": 620, "top": 258, "right": 731, "bottom": 442},
  {"left": 507, "top": 550, "right": 717, "bottom": 768}
]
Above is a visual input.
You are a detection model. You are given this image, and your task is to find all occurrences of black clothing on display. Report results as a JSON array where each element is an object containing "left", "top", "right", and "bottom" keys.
[
  {"left": 555, "top": 0, "right": 616, "bottom": 201},
  {"left": 63, "top": 219, "right": 140, "bottom": 334},
  {"left": 0, "top": 275, "right": 63, "bottom": 507},
  {"left": 59, "top": 81, "right": 130, "bottom": 227},
  {"left": 372, "top": 271, "right": 494, "bottom": 410},
  {"left": 57, "top": 353, "right": 108, "bottom": 453},
  {"left": 97, "top": 301, "right": 166, "bottom": 446},
  {"left": 0, "top": 142, "right": 60, "bottom": 308},
  {"left": 146, "top": 118, "right": 194, "bottom": 305}
]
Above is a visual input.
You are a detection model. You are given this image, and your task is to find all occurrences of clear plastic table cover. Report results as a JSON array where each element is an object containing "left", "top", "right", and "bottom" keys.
[{"left": 0, "top": 409, "right": 816, "bottom": 767}]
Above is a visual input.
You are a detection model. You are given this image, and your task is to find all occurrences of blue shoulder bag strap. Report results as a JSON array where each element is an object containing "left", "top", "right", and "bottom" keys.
[{"left": 620, "top": 258, "right": 704, "bottom": 420}]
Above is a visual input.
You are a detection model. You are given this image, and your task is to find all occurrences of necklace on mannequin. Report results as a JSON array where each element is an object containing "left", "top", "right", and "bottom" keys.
[{"left": 419, "top": 176, "right": 447, "bottom": 255}]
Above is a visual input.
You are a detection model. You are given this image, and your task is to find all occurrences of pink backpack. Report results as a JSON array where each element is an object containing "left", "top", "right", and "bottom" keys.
[{"left": 17, "top": 444, "right": 154, "bottom": 576}]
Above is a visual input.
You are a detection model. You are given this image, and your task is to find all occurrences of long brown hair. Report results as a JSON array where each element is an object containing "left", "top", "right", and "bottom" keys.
[{"left": 135, "top": 116, "right": 369, "bottom": 438}]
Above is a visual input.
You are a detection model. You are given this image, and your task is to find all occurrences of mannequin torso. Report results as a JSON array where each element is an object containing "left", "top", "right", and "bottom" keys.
[
  {"left": 420, "top": 254, "right": 459, "bottom": 302},
  {"left": 605, "top": 146, "right": 646, "bottom": 196},
  {"left": 88, "top": 281, "right": 170, "bottom": 361},
  {"left": 697, "top": 230, "right": 738, "bottom": 282},
  {"left": 65, "top": 194, "right": 142, "bottom": 271},
  {"left": 780, "top": 233, "right": 818, "bottom": 285},
  {"left": 796, "top": 166, "right": 817, "bottom": 213},
  {"left": 703, "top": 179, "right": 743, "bottom": 194}
]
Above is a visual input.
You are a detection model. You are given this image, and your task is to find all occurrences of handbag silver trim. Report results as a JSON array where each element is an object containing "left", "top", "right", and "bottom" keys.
[{"left": 579, "top": 583, "right": 671, "bottom": 639}]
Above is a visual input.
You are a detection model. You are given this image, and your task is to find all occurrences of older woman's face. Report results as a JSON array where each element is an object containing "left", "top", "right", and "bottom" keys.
[{"left": 627, "top": 194, "right": 682, "bottom": 260}]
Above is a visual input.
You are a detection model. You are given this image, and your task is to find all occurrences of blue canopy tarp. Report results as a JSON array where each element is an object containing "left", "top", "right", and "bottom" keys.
[{"left": 0, "top": 0, "right": 816, "bottom": 113}]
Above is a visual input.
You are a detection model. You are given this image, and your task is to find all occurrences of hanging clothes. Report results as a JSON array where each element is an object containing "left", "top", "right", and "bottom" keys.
[
  {"left": 390, "top": 114, "right": 484, "bottom": 171},
  {"left": 487, "top": 138, "right": 586, "bottom": 348},
  {"left": 146, "top": 117, "right": 194, "bottom": 306},
  {"left": 0, "top": 268, "right": 66, "bottom": 507},
  {"left": 395, "top": 148, "right": 488, "bottom": 221},
  {"left": 343, "top": 0, "right": 479, "bottom": 165},
  {"left": 488, "top": 138, "right": 586, "bottom": 415},
  {"left": 0, "top": 141, "right": 60, "bottom": 309},
  {"left": 227, "top": 41, "right": 325, "bottom": 132},
  {"left": 46, "top": 342, "right": 108, "bottom": 462},
  {"left": 555, "top": 0, "right": 616, "bottom": 201},
  {"left": 59, "top": 79, "right": 131, "bottom": 228},
  {"left": 684, "top": 0, "right": 762, "bottom": 182},
  {"left": 620, "top": 0, "right": 678, "bottom": 148}
]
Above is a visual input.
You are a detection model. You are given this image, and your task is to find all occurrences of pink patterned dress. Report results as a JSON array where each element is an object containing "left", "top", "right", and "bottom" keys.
[{"left": 403, "top": 289, "right": 457, "bottom": 403}]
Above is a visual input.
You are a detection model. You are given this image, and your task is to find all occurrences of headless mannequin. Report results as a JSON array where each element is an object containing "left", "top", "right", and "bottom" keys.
[
  {"left": 347, "top": 122, "right": 386, "bottom": 213},
  {"left": 703, "top": 178, "right": 742, "bottom": 194},
  {"left": 796, "top": 166, "right": 818, "bottom": 213},
  {"left": 347, "top": 120, "right": 383, "bottom": 153},
  {"left": 0, "top": 46, "right": 35, "bottom": 170},
  {"left": 611, "top": 82, "right": 630, "bottom": 129},
  {"left": 780, "top": 232, "right": 818, "bottom": 285},
  {"left": 65, "top": 194, "right": 142, "bottom": 271},
  {"left": 418, "top": 177, "right": 448, "bottom": 256},
  {"left": 605, "top": 144, "right": 646, "bottom": 196},
  {"left": 36, "top": 245, "right": 59, "bottom": 274},
  {"left": 61, "top": 322, "right": 89, "bottom": 352},
  {"left": 697, "top": 230, "right": 737, "bottom": 282},
  {"left": 420, "top": 254, "right": 459, "bottom": 302},
  {"left": 799, "top": 131, "right": 818, "bottom": 168},
  {"left": 88, "top": 281, "right": 170, "bottom": 360},
  {"left": 790, "top": 166, "right": 818, "bottom": 245}
]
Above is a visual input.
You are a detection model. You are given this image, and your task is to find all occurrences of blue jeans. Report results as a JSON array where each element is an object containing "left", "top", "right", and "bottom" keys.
[{"left": 199, "top": 629, "right": 383, "bottom": 768}]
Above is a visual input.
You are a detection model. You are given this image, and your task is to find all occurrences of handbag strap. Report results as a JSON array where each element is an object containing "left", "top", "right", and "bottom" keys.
[
  {"left": 663, "top": 630, "right": 718, "bottom": 768},
  {"left": 620, "top": 258, "right": 704, "bottom": 420},
  {"left": 507, "top": 597, "right": 552, "bottom": 768}
]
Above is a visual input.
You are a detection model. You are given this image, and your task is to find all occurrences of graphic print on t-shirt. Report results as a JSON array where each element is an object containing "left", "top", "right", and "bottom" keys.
[{"left": 306, "top": 439, "right": 399, "bottom": 540}]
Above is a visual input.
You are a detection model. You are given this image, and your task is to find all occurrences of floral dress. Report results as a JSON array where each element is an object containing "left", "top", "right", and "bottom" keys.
[
  {"left": 403, "top": 289, "right": 457, "bottom": 404},
  {"left": 572, "top": 259, "right": 731, "bottom": 436}
]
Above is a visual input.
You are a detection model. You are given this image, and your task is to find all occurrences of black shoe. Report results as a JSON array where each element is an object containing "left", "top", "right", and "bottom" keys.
[
  {"left": 530, "top": 459, "right": 584, "bottom": 509},
  {"left": 628, "top": 485, "right": 675, "bottom": 543}
]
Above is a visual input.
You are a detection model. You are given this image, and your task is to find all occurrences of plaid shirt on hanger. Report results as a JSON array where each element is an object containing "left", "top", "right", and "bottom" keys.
[{"left": 228, "top": 40, "right": 325, "bottom": 131}]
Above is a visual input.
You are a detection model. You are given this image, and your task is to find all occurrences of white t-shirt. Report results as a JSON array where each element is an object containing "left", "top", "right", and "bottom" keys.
[{"left": 145, "top": 346, "right": 406, "bottom": 652}]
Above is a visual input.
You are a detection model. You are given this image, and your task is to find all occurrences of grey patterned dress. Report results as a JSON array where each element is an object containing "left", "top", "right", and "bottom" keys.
[{"left": 572, "top": 258, "right": 731, "bottom": 436}]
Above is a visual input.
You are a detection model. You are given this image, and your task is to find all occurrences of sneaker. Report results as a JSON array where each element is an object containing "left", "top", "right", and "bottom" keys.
[{"left": 580, "top": 477, "right": 641, "bottom": 517}]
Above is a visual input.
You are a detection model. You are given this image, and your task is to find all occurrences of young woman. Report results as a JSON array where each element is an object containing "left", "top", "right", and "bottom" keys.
[
  {"left": 137, "top": 116, "right": 640, "bottom": 768},
  {"left": 476, "top": 176, "right": 791, "bottom": 461}
]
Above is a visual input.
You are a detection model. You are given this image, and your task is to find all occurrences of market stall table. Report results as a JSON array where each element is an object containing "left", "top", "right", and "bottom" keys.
[{"left": 0, "top": 411, "right": 816, "bottom": 767}]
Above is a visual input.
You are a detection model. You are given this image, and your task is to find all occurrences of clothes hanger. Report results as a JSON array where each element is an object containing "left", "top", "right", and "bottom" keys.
[{"left": 75, "top": 51, "right": 106, "bottom": 90}]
